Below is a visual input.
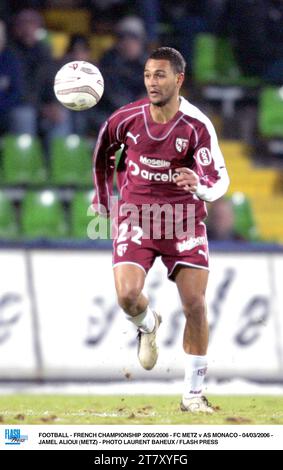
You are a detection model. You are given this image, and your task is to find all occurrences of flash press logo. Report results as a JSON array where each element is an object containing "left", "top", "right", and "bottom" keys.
[{"left": 5, "top": 429, "right": 28, "bottom": 445}]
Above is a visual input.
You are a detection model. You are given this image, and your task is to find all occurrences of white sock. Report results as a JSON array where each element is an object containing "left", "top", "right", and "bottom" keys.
[
  {"left": 126, "top": 306, "right": 155, "bottom": 333},
  {"left": 182, "top": 354, "right": 208, "bottom": 400}
]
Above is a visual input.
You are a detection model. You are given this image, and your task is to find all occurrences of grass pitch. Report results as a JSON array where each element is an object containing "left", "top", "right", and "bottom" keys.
[{"left": 0, "top": 395, "right": 282, "bottom": 425}]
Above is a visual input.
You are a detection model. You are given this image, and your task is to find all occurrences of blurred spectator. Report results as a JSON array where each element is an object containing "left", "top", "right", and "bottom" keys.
[
  {"left": 0, "top": 1, "right": 12, "bottom": 22},
  {"left": 64, "top": 34, "right": 92, "bottom": 63},
  {"left": 204, "top": 0, "right": 228, "bottom": 34},
  {"left": 10, "top": 9, "right": 72, "bottom": 147},
  {"left": 99, "top": 16, "right": 147, "bottom": 114},
  {"left": 0, "top": 20, "right": 24, "bottom": 135},
  {"left": 206, "top": 198, "right": 245, "bottom": 241},
  {"left": 89, "top": 0, "right": 130, "bottom": 32},
  {"left": 37, "top": 33, "right": 109, "bottom": 139},
  {"left": 9, "top": 1, "right": 47, "bottom": 10},
  {"left": 61, "top": 34, "right": 107, "bottom": 135},
  {"left": 9, "top": 9, "right": 52, "bottom": 135},
  {"left": 159, "top": 0, "right": 208, "bottom": 69},
  {"left": 134, "top": 0, "right": 161, "bottom": 46},
  {"left": 0, "top": 1, "right": 47, "bottom": 18},
  {"left": 216, "top": 0, "right": 283, "bottom": 84}
]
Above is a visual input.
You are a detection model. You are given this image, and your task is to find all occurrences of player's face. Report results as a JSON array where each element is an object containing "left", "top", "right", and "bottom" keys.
[{"left": 144, "top": 59, "right": 184, "bottom": 106}]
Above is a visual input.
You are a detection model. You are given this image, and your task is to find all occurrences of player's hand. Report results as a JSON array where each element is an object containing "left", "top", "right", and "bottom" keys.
[{"left": 175, "top": 167, "right": 199, "bottom": 193}]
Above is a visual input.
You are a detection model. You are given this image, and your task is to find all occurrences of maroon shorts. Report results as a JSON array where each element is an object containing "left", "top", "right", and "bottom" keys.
[{"left": 112, "top": 205, "right": 209, "bottom": 280}]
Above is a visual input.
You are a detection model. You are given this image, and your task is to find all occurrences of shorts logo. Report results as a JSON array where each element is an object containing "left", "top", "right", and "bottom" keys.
[
  {"left": 196, "top": 147, "right": 212, "bottom": 166},
  {"left": 175, "top": 138, "right": 189, "bottom": 153},
  {"left": 117, "top": 243, "right": 128, "bottom": 256}
]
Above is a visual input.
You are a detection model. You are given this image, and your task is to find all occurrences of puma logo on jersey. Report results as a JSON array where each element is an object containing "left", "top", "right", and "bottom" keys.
[{"left": 126, "top": 131, "right": 140, "bottom": 144}]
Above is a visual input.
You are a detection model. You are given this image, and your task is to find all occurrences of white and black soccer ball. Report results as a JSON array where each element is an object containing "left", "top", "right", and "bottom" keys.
[{"left": 54, "top": 61, "right": 104, "bottom": 111}]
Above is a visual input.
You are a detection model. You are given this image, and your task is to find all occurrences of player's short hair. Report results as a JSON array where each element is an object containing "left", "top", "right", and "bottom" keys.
[{"left": 147, "top": 47, "right": 186, "bottom": 74}]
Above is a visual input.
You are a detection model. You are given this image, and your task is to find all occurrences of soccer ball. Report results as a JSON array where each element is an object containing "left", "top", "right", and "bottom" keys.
[{"left": 54, "top": 61, "right": 104, "bottom": 111}]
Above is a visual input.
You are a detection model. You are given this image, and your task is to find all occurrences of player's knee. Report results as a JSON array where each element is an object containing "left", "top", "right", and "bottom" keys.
[
  {"left": 117, "top": 284, "right": 142, "bottom": 310},
  {"left": 183, "top": 295, "right": 206, "bottom": 318}
]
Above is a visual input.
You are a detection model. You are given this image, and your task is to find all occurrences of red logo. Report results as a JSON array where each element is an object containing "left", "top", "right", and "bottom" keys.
[{"left": 196, "top": 147, "right": 212, "bottom": 166}]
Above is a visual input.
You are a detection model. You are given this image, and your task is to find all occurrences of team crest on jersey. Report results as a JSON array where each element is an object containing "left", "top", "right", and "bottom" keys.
[{"left": 175, "top": 138, "right": 189, "bottom": 153}]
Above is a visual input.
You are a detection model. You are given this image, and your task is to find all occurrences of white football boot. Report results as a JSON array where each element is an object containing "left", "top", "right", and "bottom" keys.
[
  {"left": 180, "top": 396, "right": 214, "bottom": 413},
  {"left": 137, "top": 312, "right": 162, "bottom": 370}
]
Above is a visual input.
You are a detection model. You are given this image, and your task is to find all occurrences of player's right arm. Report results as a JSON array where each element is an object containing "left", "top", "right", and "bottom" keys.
[
  {"left": 92, "top": 119, "right": 121, "bottom": 215},
  {"left": 178, "top": 114, "right": 229, "bottom": 202},
  {"left": 192, "top": 118, "right": 230, "bottom": 202}
]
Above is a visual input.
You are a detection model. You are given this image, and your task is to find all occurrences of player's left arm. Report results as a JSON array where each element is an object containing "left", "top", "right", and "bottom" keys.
[
  {"left": 92, "top": 119, "right": 121, "bottom": 215},
  {"left": 175, "top": 119, "right": 230, "bottom": 202}
]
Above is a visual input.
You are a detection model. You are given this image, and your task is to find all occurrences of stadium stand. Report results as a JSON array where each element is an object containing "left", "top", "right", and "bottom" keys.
[
  {"left": 89, "top": 34, "right": 115, "bottom": 62},
  {"left": 257, "top": 87, "right": 283, "bottom": 162},
  {"left": 50, "top": 134, "right": 93, "bottom": 187},
  {"left": 0, "top": 190, "right": 18, "bottom": 239},
  {"left": 194, "top": 33, "right": 238, "bottom": 85},
  {"left": 0, "top": 6, "right": 282, "bottom": 246},
  {"left": 70, "top": 190, "right": 110, "bottom": 240},
  {"left": 43, "top": 9, "right": 91, "bottom": 35},
  {"left": 222, "top": 141, "right": 283, "bottom": 242},
  {"left": 258, "top": 87, "right": 283, "bottom": 143},
  {"left": 48, "top": 31, "right": 70, "bottom": 59},
  {"left": 70, "top": 189, "right": 93, "bottom": 239},
  {"left": 2, "top": 134, "right": 46, "bottom": 186},
  {"left": 21, "top": 189, "right": 68, "bottom": 239},
  {"left": 0, "top": 133, "right": 282, "bottom": 243},
  {"left": 230, "top": 192, "right": 258, "bottom": 242},
  {"left": 192, "top": 33, "right": 260, "bottom": 127}
]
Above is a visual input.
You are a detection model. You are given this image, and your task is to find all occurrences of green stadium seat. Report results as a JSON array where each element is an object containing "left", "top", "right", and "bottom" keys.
[
  {"left": 258, "top": 87, "right": 283, "bottom": 138},
  {"left": 230, "top": 192, "right": 259, "bottom": 241},
  {"left": 50, "top": 135, "right": 92, "bottom": 186},
  {"left": 70, "top": 190, "right": 110, "bottom": 240},
  {"left": 0, "top": 191, "right": 18, "bottom": 239},
  {"left": 193, "top": 33, "right": 220, "bottom": 84},
  {"left": 2, "top": 134, "right": 46, "bottom": 185},
  {"left": 115, "top": 147, "right": 123, "bottom": 168},
  {"left": 21, "top": 190, "right": 68, "bottom": 239}
]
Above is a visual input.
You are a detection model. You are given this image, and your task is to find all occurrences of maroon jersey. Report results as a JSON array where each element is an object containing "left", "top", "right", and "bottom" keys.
[{"left": 93, "top": 97, "right": 229, "bottom": 221}]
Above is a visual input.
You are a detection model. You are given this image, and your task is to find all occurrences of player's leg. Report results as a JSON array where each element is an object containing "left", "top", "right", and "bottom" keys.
[
  {"left": 114, "top": 263, "right": 161, "bottom": 370},
  {"left": 175, "top": 265, "right": 209, "bottom": 355},
  {"left": 174, "top": 265, "right": 213, "bottom": 413},
  {"left": 114, "top": 263, "right": 148, "bottom": 317}
]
